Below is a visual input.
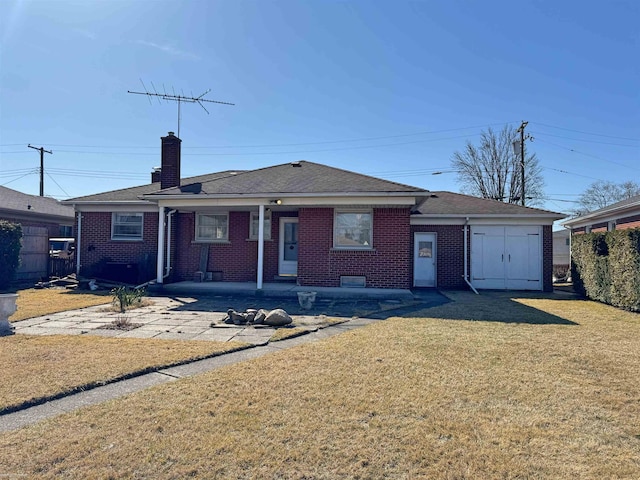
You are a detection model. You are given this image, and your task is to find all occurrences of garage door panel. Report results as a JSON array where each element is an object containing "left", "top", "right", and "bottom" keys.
[{"left": 472, "top": 226, "right": 542, "bottom": 291}]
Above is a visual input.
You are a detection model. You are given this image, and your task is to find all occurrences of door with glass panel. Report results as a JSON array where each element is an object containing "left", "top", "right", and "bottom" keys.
[{"left": 279, "top": 218, "right": 298, "bottom": 276}]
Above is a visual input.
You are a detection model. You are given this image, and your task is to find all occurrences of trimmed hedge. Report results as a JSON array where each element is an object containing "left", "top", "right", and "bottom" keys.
[
  {"left": 0, "top": 221, "right": 23, "bottom": 290},
  {"left": 571, "top": 229, "right": 640, "bottom": 312}
]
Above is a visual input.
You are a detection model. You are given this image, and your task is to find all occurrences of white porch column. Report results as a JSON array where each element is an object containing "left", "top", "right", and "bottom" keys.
[
  {"left": 156, "top": 207, "right": 165, "bottom": 284},
  {"left": 75, "top": 212, "right": 82, "bottom": 276},
  {"left": 257, "top": 204, "right": 265, "bottom": 289}
]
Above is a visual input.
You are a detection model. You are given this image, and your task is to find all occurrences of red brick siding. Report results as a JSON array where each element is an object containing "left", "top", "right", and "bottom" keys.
[
  {"left": 297, "top": 207, "right": 411, "bottom": 289},
  {"left": 591, "top": 222, "right": 608, "bottom": 233},
  {"left": 78, "top": 211, "right": 158, "bottom": 281},
  {"left": 572, "top": 227, "right": 587, "bottom": 235},
  {"left": 173, "top": 211, "right": 290, "bottom": 282},
  {"left": 616, "top": 214, "right": 640, "bottom": 230},
  {"left": 410, "top": 225, "right": 467, "bottom": 289}
]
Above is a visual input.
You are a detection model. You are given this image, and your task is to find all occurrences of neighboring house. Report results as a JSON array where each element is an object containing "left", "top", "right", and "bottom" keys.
[
  {"left": 64, "top": 132, "right": 563, "bottom": 292},
  {"left": 0, "top": 185, "right": 75, "bottom": 238},
  {"left": 552, "top": 229, "right": 570, "bottom": 268},
  {"left": 562, "top": 195, "right": 640, "bottom": 234},
  {"left": 0, "top": 186, "right": 75, "bottom": 281}
]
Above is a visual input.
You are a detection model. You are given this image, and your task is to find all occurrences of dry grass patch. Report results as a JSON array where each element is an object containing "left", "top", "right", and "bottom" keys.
[
  {"left": 1, "top": 292, "right": 639, "bottom": 478},
  {"left": 10, "top": 288, "right": 111, "bottom": 322},
  {"left": 0, "top": 335, "right": 249, "bottom": 412}
]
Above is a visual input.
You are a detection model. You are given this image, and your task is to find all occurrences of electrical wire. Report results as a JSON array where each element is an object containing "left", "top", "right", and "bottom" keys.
[{"left": 532, "top": 122, "right": 639, "bottom": 142}]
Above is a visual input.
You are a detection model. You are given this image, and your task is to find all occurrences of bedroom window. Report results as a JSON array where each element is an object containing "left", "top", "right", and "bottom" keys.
[
  {"left": 334, "top": 210, "right": 372, "bottom": 249},
  {"left": 250, "top": 211, "right": 272, "bottom": 240},
  {"left": 111, "top": 212, "right": 143, "bottom": 240},
  {"left": 196, "top": 213, "right": 228, "bottom": 242}
]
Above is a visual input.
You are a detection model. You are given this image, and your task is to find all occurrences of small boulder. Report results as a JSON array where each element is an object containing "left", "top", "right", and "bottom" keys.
[
  {"left": 264, "top": 308, "right": 292, "bottom": 326},
  {"left": 253, "top": 309, "right": 268, "bottom": 325}
]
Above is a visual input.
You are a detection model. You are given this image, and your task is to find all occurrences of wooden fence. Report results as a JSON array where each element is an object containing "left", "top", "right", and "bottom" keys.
[{"left": 15, "top": 226, "right": 48, "bottom": 281}]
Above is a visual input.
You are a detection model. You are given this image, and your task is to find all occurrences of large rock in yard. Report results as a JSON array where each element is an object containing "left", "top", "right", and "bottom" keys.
[{"left": 264, "top": 308, "right": 292, "bottom": 326}]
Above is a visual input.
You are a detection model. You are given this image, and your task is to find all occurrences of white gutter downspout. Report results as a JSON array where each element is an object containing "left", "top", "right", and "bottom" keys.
[
  {"left": 463, "top": 217, "right": 479, "bottom": 295},
  {"left": 164, "top": 209, "right": 176, "bottom": 279},
  {"left": 156, "top": 207, "right": 165, "bottom": 284},
  {"left": 75, "top": 211, "right": 82, "bottom": 276}
]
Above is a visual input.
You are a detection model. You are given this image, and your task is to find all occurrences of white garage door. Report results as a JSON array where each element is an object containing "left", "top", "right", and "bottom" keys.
[{"left": 471, "top": 226, "right": 542, "bottom": 290}]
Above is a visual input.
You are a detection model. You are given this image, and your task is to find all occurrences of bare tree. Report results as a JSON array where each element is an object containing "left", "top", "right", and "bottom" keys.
[
  {"left": 573, "top": 180, "right": 640, "bottom": 216},
  {"left": 451, "top": 125, "right": 545, "bottom": 206}
]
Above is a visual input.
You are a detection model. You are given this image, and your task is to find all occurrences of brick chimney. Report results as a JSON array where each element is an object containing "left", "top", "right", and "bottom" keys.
[
  {"left": 151, "top": 167, "right": 161, "bottom": 183},
  {"left": 160, "top": 131, "right": 181, "bottom": 189}
]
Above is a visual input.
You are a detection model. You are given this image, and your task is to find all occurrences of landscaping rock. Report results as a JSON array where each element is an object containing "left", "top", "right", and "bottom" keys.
[{"left": 264, "top": 308, "right": 292, "bottom": 326}]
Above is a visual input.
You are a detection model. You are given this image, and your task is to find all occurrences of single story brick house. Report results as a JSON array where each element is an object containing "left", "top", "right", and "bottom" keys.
[
  {"left": 64, "top": 132, "right": 563, "bottom": 292},
  {"left": 0, "top": 185, "right": 74, "bottom": 238},
  {"left": 562, "top": 195, "right": 640, "bottom": 234}
]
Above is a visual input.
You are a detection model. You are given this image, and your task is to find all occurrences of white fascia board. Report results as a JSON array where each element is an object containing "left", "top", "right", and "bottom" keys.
[
  {"left": 411, "top": 214, "right": 560, "bottom": 226},
  {"left": 71, "top": 201, "right": 158, "bottom": 213},
  {"left": 155, "top": 194, "right": 419, "bottom": 209},
  {"left": 562, "top": 203, "right": 640, "bottom": 228}
]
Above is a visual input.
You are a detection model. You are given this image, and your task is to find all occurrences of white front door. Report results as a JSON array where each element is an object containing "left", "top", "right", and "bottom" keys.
[
  {"left": 279, "top": 218, "right": 298, "bottom": 276},
  {"left": 413, "top": 232, "right": 436, "bottom": 287}
]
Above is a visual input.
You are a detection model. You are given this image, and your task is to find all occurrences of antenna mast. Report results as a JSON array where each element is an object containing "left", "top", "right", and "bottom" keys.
[{"left": 128, "top": 80, "right": 234, "bottom": 137}]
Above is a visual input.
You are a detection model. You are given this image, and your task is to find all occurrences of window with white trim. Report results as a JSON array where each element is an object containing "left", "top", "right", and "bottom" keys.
[
  {"left": 111, "top": 212, "right": 143, "bottom": 240},
  {"left": 334, "top": 210, "right": 372, "bottom": 249},
  {"left": 250, "top": 211, "right": 271, "bottom": 240},
  {"left": 196, "top": 213, "right": 228, "bottom": 242}
]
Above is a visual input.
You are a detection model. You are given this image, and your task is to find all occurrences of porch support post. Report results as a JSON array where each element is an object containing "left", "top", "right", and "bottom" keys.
[
  {"left": 257, "top": 204, "right": 265, "bottom": 289},
  {"left": 156, "top": 206, "right": 165, "bottom": 284}
]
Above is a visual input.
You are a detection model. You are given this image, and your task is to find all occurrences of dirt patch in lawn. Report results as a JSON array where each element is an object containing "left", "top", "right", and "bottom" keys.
[
  {"left": 0, "top": 335, "right": 249, "bottom": 413},
  {"left": 1, "top": 291, "right": 639, "bottom": 478},
  {"left": 10, "top": 288, "right": 112, "bottom": 322}
]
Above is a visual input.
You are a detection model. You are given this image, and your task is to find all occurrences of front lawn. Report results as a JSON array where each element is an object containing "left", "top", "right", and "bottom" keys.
[
  {"left": 1, "top": 291, "right": 639, "bottom": 478},
  {"left": 10, "top": 288, "right": 112, "bottom": 321},
  {"left": 0, "top": 335, "right": 249, "bottom": 413}
]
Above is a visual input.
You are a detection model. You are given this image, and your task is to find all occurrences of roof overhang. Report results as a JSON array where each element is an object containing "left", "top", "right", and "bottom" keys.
[
  {"left": 562, "top": 200, "right": 640, "bottom": 228},
  {"left": 411, "top": 213, "right": 563, "bottom": 226}
]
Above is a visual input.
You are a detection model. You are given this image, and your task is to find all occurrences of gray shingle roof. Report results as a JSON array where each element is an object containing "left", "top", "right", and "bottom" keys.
[
  {"left": 147, "top": 161, "right": 427, "bottom": 197},
  {"left": 0, "top": 186, "right": 75, "bottom": 219},
  {"left": 414, "top": 191, "right": 563, "bottom": 217},
  {"left": 65, "top": 171, "right": 242, "bottom": 202}
]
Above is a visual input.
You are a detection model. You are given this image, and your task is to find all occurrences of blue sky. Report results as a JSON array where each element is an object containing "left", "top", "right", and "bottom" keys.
[{"left": 1, "top": 0, "right": 638, "bottom": 222}]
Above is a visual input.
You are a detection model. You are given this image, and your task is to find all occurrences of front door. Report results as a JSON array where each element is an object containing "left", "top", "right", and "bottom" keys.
[
  {"left": 279, "top": 218, "right": 298, "bottom": 276},
  {"left": 413, "top": 232, "right": 436, "bottom": 287}
]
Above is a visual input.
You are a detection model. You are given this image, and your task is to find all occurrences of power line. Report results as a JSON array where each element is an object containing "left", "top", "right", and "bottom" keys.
[
  {"left": 535, "top": 138, "right": 639, "bottom": 171},
  {"left": 0, "top": 121, "right": 517, "bottom": 151},
  {"left": 45, "top": 171, "right": 70, "bottom": 197},
  {"left": 532, "top": 122, "right": 639, "bottom": 142},
  {"left": 530, "top": 131, "right": 638, "bottom": 148}
]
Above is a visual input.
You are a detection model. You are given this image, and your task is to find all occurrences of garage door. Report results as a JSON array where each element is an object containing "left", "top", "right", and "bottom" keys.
[{"left": 471, "top": 226, "right": 542, "bottom": 290}]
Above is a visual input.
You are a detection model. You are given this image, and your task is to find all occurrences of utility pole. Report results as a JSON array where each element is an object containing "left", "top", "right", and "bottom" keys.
[
  {"left": 514, "top": 121, "right": 532, "bottom": 206},
  {"left": 27, "top": 144, "right": 53, "bottom": 196}
]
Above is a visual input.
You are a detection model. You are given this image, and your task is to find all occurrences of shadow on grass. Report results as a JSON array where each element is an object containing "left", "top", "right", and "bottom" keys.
[{"left": 429, "top": 290, "right": 579, "bottom": 325}]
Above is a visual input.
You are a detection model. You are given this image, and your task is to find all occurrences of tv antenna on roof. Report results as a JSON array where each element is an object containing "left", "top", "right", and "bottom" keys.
[{"left": 128, "top": 80, "right": 234, "bottom": 138}]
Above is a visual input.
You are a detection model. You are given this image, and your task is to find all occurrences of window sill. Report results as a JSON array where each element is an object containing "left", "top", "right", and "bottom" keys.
[
  {"left": 192, "top": 240, "right": 231, "bottom": 244},
  {"left": 246, "top": 238, "right": 273, "bottom": 242},
  {"left": 111, "top": 238, "right": 144, "bottom": 242},
  {"left": 331, "top": 247, "right": 376, "bottom": 253}
]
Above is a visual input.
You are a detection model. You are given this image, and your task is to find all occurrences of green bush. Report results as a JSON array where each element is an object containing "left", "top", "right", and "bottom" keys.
[
  {"left": 571, "top": 229, "right": 640, "bottom": 311},
  {"left": 0, "top": 221, "right": 22, "bottom": 290}
]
